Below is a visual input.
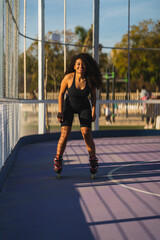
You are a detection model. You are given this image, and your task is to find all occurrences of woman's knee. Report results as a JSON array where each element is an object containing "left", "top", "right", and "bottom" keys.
[
  {"left": 60, "top": 126, "right": 71, "bottom": 140},
  {"left": 81, "top": 127, "right": 92, "bottom": 140}
]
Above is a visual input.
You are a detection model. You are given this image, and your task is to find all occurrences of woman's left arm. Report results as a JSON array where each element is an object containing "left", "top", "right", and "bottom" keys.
[{"left": 91, "top": 88, "right": 96, "bottom": 122}]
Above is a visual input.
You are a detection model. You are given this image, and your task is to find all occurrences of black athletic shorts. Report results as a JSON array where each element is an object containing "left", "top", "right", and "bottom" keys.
[{"left": 61, "top": 97, "right": 92, "bottom": 128}]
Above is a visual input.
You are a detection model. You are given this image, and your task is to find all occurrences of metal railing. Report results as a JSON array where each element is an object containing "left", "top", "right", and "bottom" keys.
[
  {"left": 1, "top": 0, "right": 160, "bottom": 172},
  {"left": 1, "top": 98, "right": 160, "bottom": 170}
]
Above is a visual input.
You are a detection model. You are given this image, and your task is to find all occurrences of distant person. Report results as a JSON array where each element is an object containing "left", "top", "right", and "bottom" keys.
[
  {"left": 154, "top": 95, "right": 160, "bottom": 129},
  {"left": 104, "top": 104, "right": 112, "bottom": 125},
  {"left": 140, "top": 85, "right": 147, "bottom": 121},
  {"left": 29, "top": 90, "right": 37, "bottom": 100},
  {"left": 54, "top": 53, "right": 102, "bottom": 178},
  {"left": 29, "top": 90, "right": 37, "bottom": 113},
  {"left": 114, "top": 103, "right": 118, "bottom": 116},
  {"left": 144, "top": 91, "right": 155, "bottom": 129},
  {"left": 140, "top": 85, "right": 147, "bottom": 100}
]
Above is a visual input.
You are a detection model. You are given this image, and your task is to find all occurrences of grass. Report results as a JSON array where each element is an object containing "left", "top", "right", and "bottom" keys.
[
  {"left": 23, "top": 125, "right": 145, "bottom": 131},
  {"left": 99, "top": 125, "right": 145, "bottom": 130},
  {"left": 49, "top": 125, "right": 146, "bottom": 131}
]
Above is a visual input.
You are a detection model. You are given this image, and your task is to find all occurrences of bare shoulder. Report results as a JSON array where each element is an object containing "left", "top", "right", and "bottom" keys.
[
  {"left": 65, "top": 72, "right": 74, "bottom": 81},
  {"left": 60, "top": 72, "right": 74, "bottom": 91},
  {"left": 61, "top": 73, "right": 72, "bottom": 84},
  {"left": 64, "top": 72, "right": 74, "bottom": 88}
]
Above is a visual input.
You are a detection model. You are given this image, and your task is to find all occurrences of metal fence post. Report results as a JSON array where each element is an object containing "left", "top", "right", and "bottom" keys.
[
  {"left": 92, "top": 0, "right": 100, "bottom": 131},
  {"left": 0, "top": 0, "right": 4, "bottom": 98},
  {"left": 38, "top": 0, "right": 46, "bottom": 134}
]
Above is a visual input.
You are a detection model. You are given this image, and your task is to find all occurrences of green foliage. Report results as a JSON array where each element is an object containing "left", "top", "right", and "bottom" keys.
[
  {"left": 111, "top": 19, "right": 160, "bottom": 91},
  {"left": 18, "top": 20, "right": 160, "bottom": 94},
  {"left": 75, "top": 26, "right": 87, "bottom": 44},
  {"left": 18, "top": 51, "right": 38, "bottom": 93},
  {"left": 19, "top": 26, "right": 108, "bottom": 94}
]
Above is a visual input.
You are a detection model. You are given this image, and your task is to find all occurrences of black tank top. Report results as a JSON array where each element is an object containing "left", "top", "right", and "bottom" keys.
[{"left": 67, "top": 73, "right": 91, "bottom": 110}]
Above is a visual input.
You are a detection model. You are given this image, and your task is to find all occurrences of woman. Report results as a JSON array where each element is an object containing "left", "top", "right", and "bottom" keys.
[
  {"left": 54, "top": 53, "right": 102, "bottom": 176},
  {"left": 144, "top": 91, "right": 155, "bottom": 129},
  {"left": 104, "top": 104, "right": 112, "bottom": 125}
]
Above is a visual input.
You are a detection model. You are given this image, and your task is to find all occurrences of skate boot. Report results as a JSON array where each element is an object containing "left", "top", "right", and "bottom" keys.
[
  {"left": 89, "top": 156, "right": 99, "bottom": 179},
  {"left": 54, "top": 155, "right": 63, "bottom": 179}
]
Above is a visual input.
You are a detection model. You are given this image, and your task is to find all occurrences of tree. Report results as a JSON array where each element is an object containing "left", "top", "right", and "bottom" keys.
[
  {"left": 18, "top": 31, "right": 65, "bottom": 94},
  {"left": 111, "top": 19, "right": 160, "bottom": 91},
  {"left": 18, "top": 27, "right": 109, "bottom": 94},
  {"left": 18, "top": 47, "right": 38, "bottom": 94},
  {"left": 75, "top": 26, "right": 87, "bottom": 45},
  {"left": 74, "top": 25, "right": 92, "bottom": 53},
  {"left": 82, "top": 25, "right": 93, "bottom": 53},
  {"left": 74, "top": 25, "right": 108, "bottom": 74}
]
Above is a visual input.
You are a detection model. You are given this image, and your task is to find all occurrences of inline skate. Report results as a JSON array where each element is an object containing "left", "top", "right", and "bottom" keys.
[
  {"left": 54, "top": 155, "right": 63, "bottom": 179},
  {"left": 89, "top": 156, "right": 99, "bottom": 179}
]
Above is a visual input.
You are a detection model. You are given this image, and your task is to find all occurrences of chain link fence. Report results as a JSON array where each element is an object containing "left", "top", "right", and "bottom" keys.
[
  {"left": 0, "top": 0, "right": 19, "bottom": 171},
  {"left": 0, "top": 0, "right": 160, "bottom": 171},
  {"left": 0, "top": 0, "right": 159, "bottom": 98},
  {"left": 16, "top": 0, "right": 160, "bottom": 98},
  {"left": 0, "top": 0, "right": 19, "bottom": 99}
]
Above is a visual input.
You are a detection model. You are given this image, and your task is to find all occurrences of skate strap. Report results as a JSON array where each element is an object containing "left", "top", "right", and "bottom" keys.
[
  {"left": 54, "top": 159, "right": 62, "bottom": 165},
  {"left": 89, "top": 159, "right": 99, "bottom": 168},
  {"left": 89, "top": 156, "right": 98, "bottom": 160}
]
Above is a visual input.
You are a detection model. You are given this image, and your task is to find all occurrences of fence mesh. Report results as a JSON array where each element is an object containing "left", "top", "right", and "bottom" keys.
[
  {"left": 15, "top": 0, "right": 160, "bottom": 97},
  {"left": 0, "top": 0, "right": 20, "bottom": 171},
  {"left": 0, "top": 0, "right": 160, "bottom": 171},
  {"left": 0, "top": 102, "right": 19, "bottom": 169},
  {"left": 1, "top": 0, "right": 19, "bottom": 98}
]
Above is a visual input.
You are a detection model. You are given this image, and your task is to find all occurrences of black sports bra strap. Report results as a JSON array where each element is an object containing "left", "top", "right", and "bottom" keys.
[
  {"left": 73, "top": 72, "right": 76, "bottom": 86},
  {"left": 69, "top": 72, "right": 76, "bottom": 89}
]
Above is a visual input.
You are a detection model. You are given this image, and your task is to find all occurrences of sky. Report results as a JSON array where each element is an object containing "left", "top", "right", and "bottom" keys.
[{"left": 19, "top": 0, "right": 160, "bottom": 52}]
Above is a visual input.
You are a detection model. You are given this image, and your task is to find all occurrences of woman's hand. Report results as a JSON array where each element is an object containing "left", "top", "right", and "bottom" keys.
[
  {"left": 58, "top": 75, "right": 69, "bottom": 122},
  {"left": 57, "top": 112, "right": 63, "bottom": 123},
  {"left": 91, "top": 88, "right": 96, "bottom": 122},
  {"left": 92, "top": 109, "right": 96, "bottom": 122}
]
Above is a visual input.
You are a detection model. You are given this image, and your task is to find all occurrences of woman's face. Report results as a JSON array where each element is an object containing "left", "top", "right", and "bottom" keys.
[{"left": 74, "top": 58, "right": 86, "bottom": 74}]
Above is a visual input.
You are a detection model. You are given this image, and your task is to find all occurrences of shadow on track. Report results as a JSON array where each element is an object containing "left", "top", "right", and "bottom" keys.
[{"left": 0, "top": 140, "right": 160, "bottom": 240}]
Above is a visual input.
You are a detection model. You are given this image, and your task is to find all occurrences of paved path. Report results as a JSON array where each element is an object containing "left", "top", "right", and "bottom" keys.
[{"left": 0, "top": 136, "right": 160, "bottom": 240}]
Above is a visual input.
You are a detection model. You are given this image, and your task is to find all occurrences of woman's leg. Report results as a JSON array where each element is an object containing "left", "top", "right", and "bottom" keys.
[
  {"left": 81, "top": 127, "right": 98, "bottom": 175},
  {"left": 80, "top": 127, "right": 95, "bottom": 156},
  {"left": 56, "top": 126, "right": 72, "bottom": 156},
  {"left": 151, "top": 118, "right": 154, "bottom": 125}
]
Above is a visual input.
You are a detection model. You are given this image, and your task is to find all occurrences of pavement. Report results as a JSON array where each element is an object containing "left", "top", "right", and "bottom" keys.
[{"left": 0, "top": 136, "right": 160, "bottom": 240}]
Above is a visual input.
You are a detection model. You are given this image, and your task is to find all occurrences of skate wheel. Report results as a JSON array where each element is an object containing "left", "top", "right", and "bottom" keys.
[
  {"left": 57, "top": 173, "right": 61, "bottom": 179},
  {"left": 91, "top": 174, "right": 95, "bottom": 180}
]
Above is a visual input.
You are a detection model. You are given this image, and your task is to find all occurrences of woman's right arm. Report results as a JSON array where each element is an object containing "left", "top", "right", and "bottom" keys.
[{"left": 57, "top": 76, "right": 68, "bottom": 122}]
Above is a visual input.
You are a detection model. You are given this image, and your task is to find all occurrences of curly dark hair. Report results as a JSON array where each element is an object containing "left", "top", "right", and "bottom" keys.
[{"left": 64, "top": 53, "right": 102, "bottom": 89}]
